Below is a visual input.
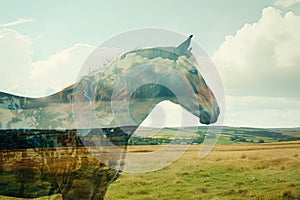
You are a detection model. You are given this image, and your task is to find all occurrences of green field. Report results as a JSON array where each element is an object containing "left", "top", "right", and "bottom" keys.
[
  {"left": 105, "top": 142, "right": 300, "bottom": 200},
  {"left": 129, "top": 126, "right": 300, "bottom": 145},
  {"left": 1, "top": 127, "right": 299, "bottom": 200}
]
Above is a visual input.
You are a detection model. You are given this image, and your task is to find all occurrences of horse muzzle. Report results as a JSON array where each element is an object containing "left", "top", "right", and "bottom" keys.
[{"left": 199, "top": 106, "right": 220, "bottom": 125}]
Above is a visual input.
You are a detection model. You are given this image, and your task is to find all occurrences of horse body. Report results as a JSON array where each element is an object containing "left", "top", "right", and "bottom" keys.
[{"left": 0, "top": 35, "right": 220, "bottom": 199}]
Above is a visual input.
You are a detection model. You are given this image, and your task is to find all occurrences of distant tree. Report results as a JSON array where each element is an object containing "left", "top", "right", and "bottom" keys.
[
  {"left": 230, "top": 136, "right": 237, "bottom": 141},
  {"left": 193, "top": 134, "right": 205, "bottom": 144},
  {"left": 258, "top": 139, "right": 265, "bottom": 143}
]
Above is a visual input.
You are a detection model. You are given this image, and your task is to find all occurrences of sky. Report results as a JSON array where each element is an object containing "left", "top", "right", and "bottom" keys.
[{"left": 0, "top": 0, "right": 300, "bottom": 128}]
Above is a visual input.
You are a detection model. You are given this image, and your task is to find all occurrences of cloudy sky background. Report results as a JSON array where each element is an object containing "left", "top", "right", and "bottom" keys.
[{"left": 0, "top": 0, "right": 299, "bottom": 128}]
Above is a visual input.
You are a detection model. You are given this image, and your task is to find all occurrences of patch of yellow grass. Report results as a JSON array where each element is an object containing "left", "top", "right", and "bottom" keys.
[{"left": 106, "top": 141, "right": 300, "bottom": 199}]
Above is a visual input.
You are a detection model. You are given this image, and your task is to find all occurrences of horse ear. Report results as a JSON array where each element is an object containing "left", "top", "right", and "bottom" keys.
[{"left": 177, "top": 35, "right": 193, "bottom": 52}]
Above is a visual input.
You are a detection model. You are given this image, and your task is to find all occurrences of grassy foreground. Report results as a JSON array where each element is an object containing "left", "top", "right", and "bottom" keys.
[
  {"left": 105, "top": 142, "right": 300, "bottom": 200},
  {"left": 1, "top": 142, "right": 299, "bottom": 199}
]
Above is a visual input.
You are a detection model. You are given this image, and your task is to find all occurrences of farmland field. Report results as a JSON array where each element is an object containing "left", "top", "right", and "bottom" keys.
[
  {"left": 1, "top": 141, "right": 299, "bottom": 199},
  {"left": 105, "top": 142, "right": 300, "bottom": 200}
]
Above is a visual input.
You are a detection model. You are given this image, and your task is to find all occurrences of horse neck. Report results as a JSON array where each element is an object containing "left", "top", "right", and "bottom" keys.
[{"left": 126, "top": 84, "right": 176, "bottom": 126}]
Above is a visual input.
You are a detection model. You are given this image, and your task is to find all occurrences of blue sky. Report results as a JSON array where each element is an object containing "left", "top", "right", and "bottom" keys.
[
  {"left": 1, "top": 0, "right": 300, "bottom": 128},
  {"left": 1, "top": 0, "right": 276, "bottom": 60}
]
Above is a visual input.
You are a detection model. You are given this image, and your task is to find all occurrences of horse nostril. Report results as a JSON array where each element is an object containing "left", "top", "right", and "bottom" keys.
[
  {"left": 216, "top": 106, "right": 220, "bottom": 115},
  {"left": 200, "top": 111, "right": 211, "bottom": 125}
]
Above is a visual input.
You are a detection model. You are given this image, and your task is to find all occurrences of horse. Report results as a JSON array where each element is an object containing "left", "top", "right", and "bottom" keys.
[{"left": 0, "top": 35, "right": 220, "bottom": 199}]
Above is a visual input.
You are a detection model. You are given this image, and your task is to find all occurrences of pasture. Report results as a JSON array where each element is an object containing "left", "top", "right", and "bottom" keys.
[
  {"left": 1, "top": 141, "right": 299, "bottom": 199},
  {"left": 106, "top": 142, "right": 300, "bottom": 199}
]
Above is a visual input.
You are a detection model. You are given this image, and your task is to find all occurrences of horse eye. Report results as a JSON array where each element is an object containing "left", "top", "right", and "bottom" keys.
[{"left": 189, "top": 70, "right": 198, "bottom": 75}]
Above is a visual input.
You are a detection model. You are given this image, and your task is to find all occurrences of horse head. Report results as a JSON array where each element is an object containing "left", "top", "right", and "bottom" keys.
[{"left": 80, "top": 35, "right": 220, "bottom": 129}]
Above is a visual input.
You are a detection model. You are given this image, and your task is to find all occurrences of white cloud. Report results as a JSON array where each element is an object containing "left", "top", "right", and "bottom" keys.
[
  {"left": 213, "top": 7, "right": 300, "bottom": 98},
  {"left": 30, "top": 43, "right": 96, "bottom": 95},
  {"left": 1, "top": 18, "right": 33, "bottom": 27},
  {"left": 274, "top": 0, "right": 300, "bottom": 7},
  {"left": 0, "top": 28, "right": 96, "bottom": 97},
  {"left": 0, "top": 29, "right": 33, "bottom": 95},
  {"left": 212, "top": 7, "right": 300, "bottom": 127}
]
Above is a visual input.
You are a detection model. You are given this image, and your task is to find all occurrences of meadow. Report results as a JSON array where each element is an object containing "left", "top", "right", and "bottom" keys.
[
  {"left": 105, "top": 142, "right": 300, "bottom": 200},
  {"left": 0, "top": 141, "right": 299, "bottom": 199}
]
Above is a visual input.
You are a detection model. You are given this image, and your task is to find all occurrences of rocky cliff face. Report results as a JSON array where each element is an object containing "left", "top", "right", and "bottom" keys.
[{"left": 0, "top": 127, "right": 135, "bottom": 199}]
